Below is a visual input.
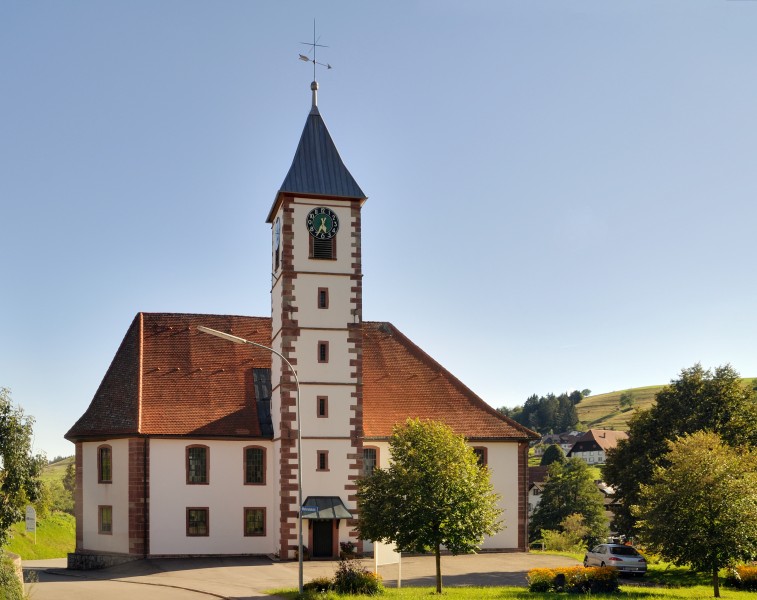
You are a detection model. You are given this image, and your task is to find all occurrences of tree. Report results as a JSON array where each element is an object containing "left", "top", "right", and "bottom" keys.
[
  {"left": 635, "top": 431, "right": 757, "bottom": 598},
  {"left": 357, "top": 419, "right": 502, "bottom": 594},
  {"left": 604, "top": 364, "right": 757, "bottom": 535},
  {"left": 540, "top": 444, "right": 566, "bottom": 467},
  {"left": 63, "top": 462, "right": 76, "bottom": 495},
  {"left": 619, "top": 391, "right": 635, "bottom": 409},
  {"left": 0, "top": 388, "right": 45, "bottom": 546},
  {"left": 529, "top": 458, "right": 608, "bottom": 548}
]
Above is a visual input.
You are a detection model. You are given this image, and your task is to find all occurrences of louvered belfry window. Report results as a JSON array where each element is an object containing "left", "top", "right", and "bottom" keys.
[{"left": 310, "top": 236, "right": 336, "bottom": 260}]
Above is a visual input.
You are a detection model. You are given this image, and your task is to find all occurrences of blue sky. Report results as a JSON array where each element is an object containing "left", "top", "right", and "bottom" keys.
[{"left": 1, "top": 1, "right": 755, "bottom": 459}]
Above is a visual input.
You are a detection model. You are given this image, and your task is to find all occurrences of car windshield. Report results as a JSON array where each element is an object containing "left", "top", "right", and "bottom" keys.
[{"left": 611, "top": 546, "right": 639, "bottom": 556}]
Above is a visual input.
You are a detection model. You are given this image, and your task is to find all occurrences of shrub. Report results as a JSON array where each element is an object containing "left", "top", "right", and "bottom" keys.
[
  {"left": 302, "top": 576, "right": 333, "bottom": 592},
  {"left": 332, "top": 556, "right": 384, "bottom": 595},
  {"left": 725, "top": 565, "right": 757, "bottom": 591},
  {"left": 527, "top": 568, "right": 554, "bottom": 592},
  {"left": 0, "top": 555, "right": 25, "bottom": 600},
  {"left": 527, "top": 565, "right": 618, "bottom": 594}
]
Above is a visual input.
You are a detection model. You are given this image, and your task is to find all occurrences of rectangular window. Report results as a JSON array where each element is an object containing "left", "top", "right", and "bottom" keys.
[
  {"left": 187, "top": 446, "right": 208, "bottom": 484},
  {"left": 98, "top": 505, "right": 112, "bottom": 534},
  {"left": 187, "top": 508, "right": 209, "bottom": 536},
  {"left": 317, "top": 451, "right": 329, "bottom": 471},
  {"left": 317, "top": 287, "right": 329, "bottom": 309},
  {"left": 244, "top": 447, "right": 265, "bottom": 485},
  {"left": 310, "top": 236, "right": 336, "bottom": 260},
  {"left": 244, "top": 507, "right": 266, "bottom": 537},
  {"left": 363, "top": 448, "right": 377, "bottom": 477},
  {"left": 318, "top": 341, "right": 329, "bottom": 363},
  {"left": 317, "top": 396, "right": 328, "bottom": 418},
  {"left": 98, "top": 445, "right": 112, "bottom": 483}
]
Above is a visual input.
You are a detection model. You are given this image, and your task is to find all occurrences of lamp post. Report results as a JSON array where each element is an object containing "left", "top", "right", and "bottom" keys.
[{"left": 197, "top": 325, "right": 304, "bottom": 595}]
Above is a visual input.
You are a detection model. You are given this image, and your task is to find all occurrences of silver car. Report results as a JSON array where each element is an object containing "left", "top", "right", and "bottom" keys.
[{"left": 583, "top": 543, "right": 647, "bottom": 576}]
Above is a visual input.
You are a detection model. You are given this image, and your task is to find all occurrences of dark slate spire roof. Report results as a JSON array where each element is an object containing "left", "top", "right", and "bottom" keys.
[{"left": 277, "top": 97, "right": 366, "bottom": 201}]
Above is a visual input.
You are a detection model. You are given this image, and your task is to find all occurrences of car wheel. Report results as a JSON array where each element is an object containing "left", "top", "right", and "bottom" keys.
[
  {"left": 583, "top": 558, "right": 589, "bottom": 567},
  {"left": 600, "top": 562, "right": 605, "bottom": 567}
]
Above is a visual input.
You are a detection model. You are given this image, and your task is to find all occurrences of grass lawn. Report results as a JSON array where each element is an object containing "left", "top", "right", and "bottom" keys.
[
  {"left": 2, "top": 511, "right": 75, "bottom": 559},
  {"left": 272, "top": 585, "right": 753, "bottom": 599},
  {"left": 272, "top": 554, "right": 749, "bottom": 599}
]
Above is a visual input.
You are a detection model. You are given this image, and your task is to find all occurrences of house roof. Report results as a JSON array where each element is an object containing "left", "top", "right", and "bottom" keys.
[
  {"left": 66, "top": 313, "right": 537, "bottom": 443},
  {"left": 569, "top": 429, "right": 628, "bottom": 453},
  {"left": 528, "top": 465, "right": 549, "bottom": 486}
]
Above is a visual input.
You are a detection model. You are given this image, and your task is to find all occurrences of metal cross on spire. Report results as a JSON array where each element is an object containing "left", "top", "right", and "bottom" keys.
[{"left": 298, "top": 19, "right": 332, "bottom": 82}]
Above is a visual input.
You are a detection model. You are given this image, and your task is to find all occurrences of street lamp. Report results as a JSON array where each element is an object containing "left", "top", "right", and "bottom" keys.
[{"left": 197, "top": 325, "right": 304, "bottom": 595}]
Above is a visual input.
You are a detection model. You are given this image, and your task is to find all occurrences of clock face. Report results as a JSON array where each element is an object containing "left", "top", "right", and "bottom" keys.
[
  {"left": 274, "top": 217, "right": 281, "bottom": 249},
  {"left": 306, "top": 207, "right": 339, "bottom": 239}
]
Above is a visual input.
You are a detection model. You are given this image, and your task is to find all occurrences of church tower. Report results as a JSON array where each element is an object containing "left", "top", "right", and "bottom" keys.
[{"left": 266, "top": 81, "right": 366, "bottom": 559}]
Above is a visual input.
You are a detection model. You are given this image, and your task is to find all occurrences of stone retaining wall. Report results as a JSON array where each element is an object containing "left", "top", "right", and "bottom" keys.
[{"left": 67, "top": 551, "right": 140, "bottom": 570}]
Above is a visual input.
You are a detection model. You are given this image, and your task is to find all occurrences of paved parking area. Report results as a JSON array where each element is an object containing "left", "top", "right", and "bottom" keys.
[{"left": 24, "top": 552, "right": 579, "bottom": 600}]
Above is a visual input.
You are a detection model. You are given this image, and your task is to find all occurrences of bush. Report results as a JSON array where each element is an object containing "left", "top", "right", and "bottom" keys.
[
  {"left": 302, "top": 576, "right": 333, "bottom": 592},
  {"left": 527, "top": 565, "right": 618, "bottom": 594},
  {"left": 725, "top": 565, "right": 757, "bottom": 591},
  {"left": 0, "top": 555, "right": 25, "bottom": 600},
  {"left": 332, "top": 556, "right": 384, "bottom": 595},
  {"left": 539, "top": 529, "right": 586, "bottom": 552}
]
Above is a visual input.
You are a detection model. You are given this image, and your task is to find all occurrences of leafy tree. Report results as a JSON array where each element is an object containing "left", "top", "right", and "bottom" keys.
[
  {"left": 581, "top": 389, "right": 592, "bottom": 398},
  {"left": 0, "top": 388, "right": 45, "bottom": 546},
  {"left": 635, "top": 431, "right": 757, "bottom": 598},
  {"left": 604, "top": 364, "right": 757, "bottom": 535},
  {"left": 540, "top": 444, "right": 566, "bottom": 467},
  {"left": 529, "top": 458, "right": 608, "bottom": 548},
  {"left": 63, "top": 462, "right": 76, "bottom": 495},
  {"left": 357, "top": 419, "right": 502, "bottom": 594},
  {"left": 619, "top": 391, "right": 635, "bottom": 409}
]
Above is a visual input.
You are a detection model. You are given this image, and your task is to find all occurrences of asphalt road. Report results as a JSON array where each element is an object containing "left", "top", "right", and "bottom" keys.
[{"left": 24, "top": 553, "right": 580, "bottom": 600}]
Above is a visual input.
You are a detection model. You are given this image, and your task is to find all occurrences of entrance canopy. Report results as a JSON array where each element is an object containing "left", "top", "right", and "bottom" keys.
[{"left": 301, "top": 496, "right": 353, "bottom": 520}]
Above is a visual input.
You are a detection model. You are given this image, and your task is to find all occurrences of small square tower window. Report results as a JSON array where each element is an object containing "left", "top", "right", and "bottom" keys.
[
  {"left": 317, "top": 451, "right": 329, "bottom": 471},
  {"left": 318, "top": 341, "right": 329, "bottom": 363},
  {"left": 318, "top": 287, "right": 329, "bottom": 309},
  {"left": 317, "top": 396, "right": 328, "bottom": 418}
]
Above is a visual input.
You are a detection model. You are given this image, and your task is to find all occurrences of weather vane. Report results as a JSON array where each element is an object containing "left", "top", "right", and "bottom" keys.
[{"left": 298, "top": 20, "right": 332, "bottom": 81}]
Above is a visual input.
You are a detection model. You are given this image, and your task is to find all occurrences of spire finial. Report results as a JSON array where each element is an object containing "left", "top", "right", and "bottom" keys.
[{"left": 298, "top": 20, "right": 331, "bottom": 108}]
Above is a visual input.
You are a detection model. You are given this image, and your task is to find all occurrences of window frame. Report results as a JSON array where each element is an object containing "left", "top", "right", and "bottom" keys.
[
  {"left": 186, "top": 445, "right": 209, "bottom": 485},
  {"left": 98, "top": 505, "right": 112, "bottom": 535},
  {"left": 362, "top": 446, "right": 379, "bottom": 477},
  {"left": 317, "top": 287, "right": 329, "bottom": 309},
  {"left": 243, "top": 446, "right": 266, "bottom": 486},
  {"left": 186, "top": 507, "right": 209, "bottom": 537},
  {"left": 309, "top": 235, "right": 337, "bottom": 260},
  {"left": 97, "top": 444, "right": 112, "bottom": 484},
  {"left": 243, "top": 507, "right": 267, "bottom": 537},
  {"left": 472, "top": 446, "right": 488, "bottom": 467},
  {"left": 317, "top": 396, "right": 328, "bottom": 418},
  {"left": 318, "top": 341, "right": 329, "bottom": 364},
  {"left": 316, "top": 450, "right": 329, "bottom": 472}
]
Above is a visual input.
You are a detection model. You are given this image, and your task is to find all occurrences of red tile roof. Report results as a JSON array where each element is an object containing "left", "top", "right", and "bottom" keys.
[
  {"left": 66, "top": 313, "right": 536, "bottom": 442},
  {"left": 570, "top": 429, "right": 628, "bottom": 454}
]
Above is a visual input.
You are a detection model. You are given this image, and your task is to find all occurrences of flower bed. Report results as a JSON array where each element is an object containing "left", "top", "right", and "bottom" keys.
[{"left": 527, "top": 565, "right": 619, "bottom": 593}]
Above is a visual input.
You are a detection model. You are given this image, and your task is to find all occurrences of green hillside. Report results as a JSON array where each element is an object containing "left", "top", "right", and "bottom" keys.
[
  {"left": 1, "top": 456, "right": 76, "bottom": 559},
  {"left": 577, "top": 378, "right": 756, "bottom": 432},
  {"left": 41, "top": 455, "right": 74, "bottom": 483}
]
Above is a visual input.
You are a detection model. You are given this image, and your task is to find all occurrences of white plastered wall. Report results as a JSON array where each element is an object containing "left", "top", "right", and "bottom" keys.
[
  {"left": 81, "top": 439, "right": 130, "bottom": 553},
  {"left": 481, "top": 442, "right": 520, "bottom": 549},
  {"left": 148, "top": 439, "right": 276, "bottom": 555}
]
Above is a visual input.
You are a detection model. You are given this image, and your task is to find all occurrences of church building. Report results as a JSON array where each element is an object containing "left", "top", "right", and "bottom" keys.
[{"left": 66, "top": 80, "right": 537, "bottom": 567}]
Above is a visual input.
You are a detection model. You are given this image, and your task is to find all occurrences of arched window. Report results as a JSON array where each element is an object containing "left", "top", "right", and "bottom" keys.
[
  {"left": 97, "top": 445, "right": 112, "bottom": 484},
  {"left": 363, "top": 446, "right": 379, "bottom": 477},
  {"left": 472, "top": 446, "right": 487, "bottom": 467},
  {"left": 186, "top": 445, "right": 209, "bottom": 484},
  {"left": 244, "top": 446, "right": 266, "bottom": 485}
]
